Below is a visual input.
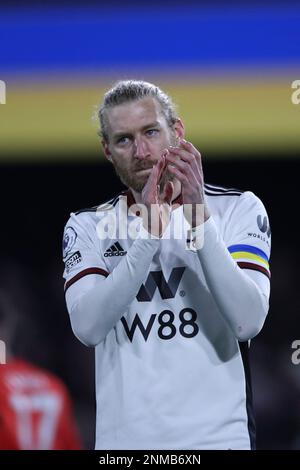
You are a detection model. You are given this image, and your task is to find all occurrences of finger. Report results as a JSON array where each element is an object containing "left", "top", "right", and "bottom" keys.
[
  {"left": 166, "top": 153, "right": 188, "bottom": 172},
  {"left": 166, "top": 153, "right": 200, "bottom": 182},
  {"left": 158, "top": 151, "right": 170, "bottom": 184},
  {"left": 142, "top": 164, "right": 160, "bottom": 204},
  {"left": 168, "top": 146, "right": 192, "bottom": 161},
  {"left": 146, "top": 156, "right": 164, "bottom": 190},
  {"left": 180, "top": 139, "right": 203, "bottom": 171},
  {"left": 180, "top": 139, "right": 201, "bottom": 158},
  {"left": 167, "top": 164, "right": 189, "bottom": 185},
  {"left": 156, "top": 154, "right": 167, "bottom": 182},
  {"left": 143, "top": 155, "right": 168, "bottom": 205},
  {"left": 162, "top": 180, "right": 174, "bottom": 205},
  {"left": 169, "top": 142, "right": 200, "bottom": 163},
  {"left": 169, "top": 147, "right": 203, "bottom": 179},
  {"left": 168, "top": 146, "right": 201, "bottom": 177}
]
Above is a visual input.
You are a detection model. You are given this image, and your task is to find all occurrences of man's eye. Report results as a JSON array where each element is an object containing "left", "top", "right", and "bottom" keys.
[
  {"left": 117, "top": 136, "right": 130, "bottom": 144},
  {"left": 146, "top": 129, "right": 159, "bottom": 136}
]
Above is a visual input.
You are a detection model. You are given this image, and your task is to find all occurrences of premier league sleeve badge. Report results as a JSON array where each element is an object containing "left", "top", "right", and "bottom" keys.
[{"left": 63, "top": 226, "right": 77, "bottom": 258}]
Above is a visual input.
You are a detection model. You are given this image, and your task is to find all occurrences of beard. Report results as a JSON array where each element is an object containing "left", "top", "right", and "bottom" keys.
[
  {"left": 113, "top": 161, "right": 176, "bottom": 193},
  {"left": 111, "top": 133, "right": 178, "bottom": 193}
]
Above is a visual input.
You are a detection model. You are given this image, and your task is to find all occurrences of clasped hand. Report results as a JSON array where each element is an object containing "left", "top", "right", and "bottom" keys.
[{"left": 141, "top": 139, "right": 209, "bottom": 237}]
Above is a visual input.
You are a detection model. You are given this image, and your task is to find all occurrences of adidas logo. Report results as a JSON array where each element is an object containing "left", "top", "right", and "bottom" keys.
[{"left": 104, "top": 242, "right": 127, "bottom": 257}]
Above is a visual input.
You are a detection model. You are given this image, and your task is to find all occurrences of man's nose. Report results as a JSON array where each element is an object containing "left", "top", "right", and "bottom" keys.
[{"left": 133, "top": 137, "right": 150, "bottom": 160}]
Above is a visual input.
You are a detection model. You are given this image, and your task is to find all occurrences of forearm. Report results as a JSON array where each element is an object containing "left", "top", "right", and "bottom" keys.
[
  {"left": 195, "top": 217, "right": 269, "bottom": 341},
  {"left": 67, "top": 233, "right": 159, "bottom": 347}
]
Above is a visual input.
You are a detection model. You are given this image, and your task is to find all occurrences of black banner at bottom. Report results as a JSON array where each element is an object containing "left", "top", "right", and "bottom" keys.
[{"left": 0, "top": 450, "right": 299, "bottom": 466}]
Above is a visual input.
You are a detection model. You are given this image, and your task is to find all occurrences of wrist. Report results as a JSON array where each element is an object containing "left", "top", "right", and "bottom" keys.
[
  {"left": 187, "top": 213, "right": 212, "bottom": 251},
  {"left": 191, "top": 206, "right": 210, "bottom": 228}
]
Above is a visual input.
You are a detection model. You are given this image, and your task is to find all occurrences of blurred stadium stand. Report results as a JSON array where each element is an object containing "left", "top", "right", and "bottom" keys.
[
  {"left": 1, "top": 1, "right": 300, "bottom": 160},
  {"left": 0, "top": 0, "right": 300, "bottom": 449}
]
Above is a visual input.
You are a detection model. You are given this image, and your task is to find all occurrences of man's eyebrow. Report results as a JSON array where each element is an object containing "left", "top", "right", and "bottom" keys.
[
  {"left": 112, "top": 122, "right": 161, "bottom": 140},
  {"left": 141, "top": 121, "right": 161, "bottom": 130}
]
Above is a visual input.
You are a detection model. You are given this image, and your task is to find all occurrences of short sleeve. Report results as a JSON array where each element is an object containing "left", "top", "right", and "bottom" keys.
[
  {"left": 223, "top": 191, "right": 271, "bottom": 280},
  {"left": 62, "top": 212, "right": 109, "bottom": 292}
]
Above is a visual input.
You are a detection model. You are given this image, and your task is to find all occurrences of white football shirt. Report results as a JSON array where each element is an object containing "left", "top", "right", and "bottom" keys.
[{"left": 62, "top": 183, "right": 271, "bottom": 450}]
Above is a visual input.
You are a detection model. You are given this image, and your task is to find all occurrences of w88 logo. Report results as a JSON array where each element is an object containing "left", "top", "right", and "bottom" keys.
[{"left": 121, "top": 308, "right": 199, "bottom": 342}]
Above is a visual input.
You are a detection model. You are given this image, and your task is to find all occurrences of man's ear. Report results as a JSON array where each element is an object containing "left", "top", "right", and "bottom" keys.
[
  {"left": 102, "top": 139, "right": 112, "bottom": 162},
  {"left": 173, "top": 118, "right": 185, "bottom": 141}
]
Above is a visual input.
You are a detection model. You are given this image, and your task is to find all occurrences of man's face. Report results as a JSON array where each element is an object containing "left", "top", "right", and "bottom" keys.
[{"left": 102, "top": 97, "right": 183, "bottom": 192}]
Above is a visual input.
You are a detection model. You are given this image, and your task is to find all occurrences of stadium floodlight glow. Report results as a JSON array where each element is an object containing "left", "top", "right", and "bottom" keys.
[
  {"left": 0, "top": 80, "right": 6, "bottom": 104},
  {"left": 0, "top": 340, "right": 6, "bottom": 364}
]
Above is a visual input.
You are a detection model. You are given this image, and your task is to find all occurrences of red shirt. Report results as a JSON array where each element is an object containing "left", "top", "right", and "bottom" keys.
[{"left": 0, "top": 359, "right": 82, "bottom": 449}]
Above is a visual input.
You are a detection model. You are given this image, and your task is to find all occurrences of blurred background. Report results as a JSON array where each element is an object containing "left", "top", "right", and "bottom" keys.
[{"left": 0, "top": 0, "right": 300, "bottom": 449}]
